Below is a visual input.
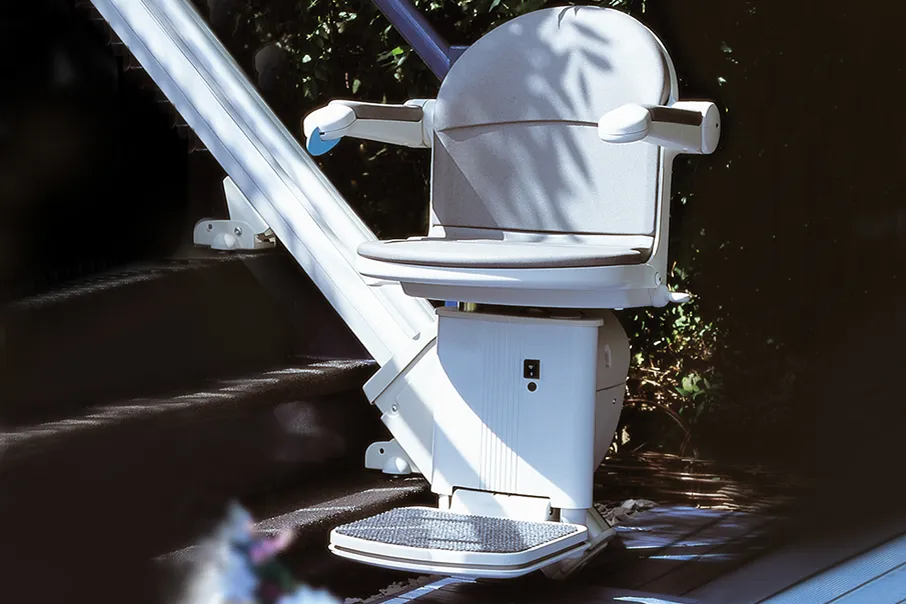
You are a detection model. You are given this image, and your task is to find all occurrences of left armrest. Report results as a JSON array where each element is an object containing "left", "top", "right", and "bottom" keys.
[
  {"left": 598, "top": 101, "right": 721, "bottom": 155},
  {"left": 303, "top": 99, "right": 435, "bottom": 156}
]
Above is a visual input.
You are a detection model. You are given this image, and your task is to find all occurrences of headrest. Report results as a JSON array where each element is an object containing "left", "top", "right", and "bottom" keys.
[{"left": 435, "top": 7, "right": 671, "bottom": 131}]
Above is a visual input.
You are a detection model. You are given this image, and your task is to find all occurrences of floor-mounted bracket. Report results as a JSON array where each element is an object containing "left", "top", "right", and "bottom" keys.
[
  {"left": 365, "top": 439, "right": 418, "bottom": 475},
  {"left": 194, "top": 176, "right": 275, "bottom": 251}
]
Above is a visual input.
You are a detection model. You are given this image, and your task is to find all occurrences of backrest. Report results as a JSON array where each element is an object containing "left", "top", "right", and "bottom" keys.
[{"left": 431, "top": 7, "right": 674, "bottom": 239}]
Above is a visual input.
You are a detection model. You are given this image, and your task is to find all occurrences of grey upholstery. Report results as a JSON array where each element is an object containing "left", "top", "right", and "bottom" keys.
[
  {"left": 433, "top": 126, "right": 660, "bottom": 236},
  {"left": 359, "top": 7, "right": 672, "bottom": 270}
]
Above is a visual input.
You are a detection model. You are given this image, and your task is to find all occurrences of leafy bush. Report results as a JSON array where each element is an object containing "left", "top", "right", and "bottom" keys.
[{"left": 618, "top": 265, "right": 724, "bottom": 456}]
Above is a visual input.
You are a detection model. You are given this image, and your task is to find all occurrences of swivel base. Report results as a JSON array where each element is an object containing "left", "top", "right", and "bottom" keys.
[{"left": 329, "top": 507, "right": 589, "bottom": 579}]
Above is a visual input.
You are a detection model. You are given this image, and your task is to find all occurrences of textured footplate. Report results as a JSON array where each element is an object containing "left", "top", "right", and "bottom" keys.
[{"left": 329, "top": 506, "right": 589, "bottom": 578}]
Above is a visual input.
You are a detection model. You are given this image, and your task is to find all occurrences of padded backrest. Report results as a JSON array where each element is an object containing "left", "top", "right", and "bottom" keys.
[{"left": 432, "top": 7, "right": 672, "bottom": 237}]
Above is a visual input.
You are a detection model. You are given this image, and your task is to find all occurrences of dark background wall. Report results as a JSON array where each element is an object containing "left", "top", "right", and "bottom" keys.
[
  {"left": 0, "top": 1, "right": 195, "bottom": 302},
  {"left": 636, "top": 0, "right": 906, "bottom": 538},
  {"left": 640, "top": 1, "right": 905, "bottom": 478}
]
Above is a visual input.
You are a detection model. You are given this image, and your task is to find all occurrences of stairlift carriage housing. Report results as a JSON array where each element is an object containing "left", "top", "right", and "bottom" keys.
[{"left": 304, "top": 7, "right": 720, "bottom": 580}]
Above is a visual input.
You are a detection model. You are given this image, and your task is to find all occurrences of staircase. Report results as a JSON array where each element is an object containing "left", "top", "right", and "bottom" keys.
[{"left": 0, "top": 248, "right": 395, "bottom": 601}]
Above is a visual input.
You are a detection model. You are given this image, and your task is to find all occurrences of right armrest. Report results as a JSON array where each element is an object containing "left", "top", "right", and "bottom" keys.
[
  {"left": 303, "top": 99, "right": 435, "bottom": 156},
  {"left": 598, "top": 101, "right": 721, "bottom": 155}
]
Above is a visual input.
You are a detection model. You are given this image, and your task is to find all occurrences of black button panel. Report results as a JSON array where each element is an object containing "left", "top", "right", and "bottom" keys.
[{"left": 523, "top": 359, "right": 540, "bottom": 379}]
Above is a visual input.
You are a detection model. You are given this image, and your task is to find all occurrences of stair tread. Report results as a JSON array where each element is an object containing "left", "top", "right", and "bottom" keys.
[
  {"left": 6, "top": 248, "right": 278, "bottom": 312},
  {"left": 3, "top": 246, "right": 367, "bottom": 424},
  {"left": 0, "top": 358, "right": 375, "bottom": 461},
  {"left": 163, "top": 471, "right": 431, "bottom": 565}
]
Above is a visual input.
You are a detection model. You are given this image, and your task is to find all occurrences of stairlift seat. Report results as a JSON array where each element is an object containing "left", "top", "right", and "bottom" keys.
[
  {"left": 357, "top": 238, "right": 647, "bottom": 269},
  {"left": 354, "top": 7, "right": 680, "bottom": 308}
]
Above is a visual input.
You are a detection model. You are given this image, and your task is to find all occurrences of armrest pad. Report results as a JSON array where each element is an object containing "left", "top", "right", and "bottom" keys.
[
  {"left": 331, "top": 100, "right": 423, "bottom": 123},
  {"left": 599, "top": 101, "right": 720, "bottom": 154}
]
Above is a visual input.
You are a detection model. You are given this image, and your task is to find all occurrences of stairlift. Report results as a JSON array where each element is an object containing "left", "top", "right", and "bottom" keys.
[
  {"left": 86, "top": 0, "right": 719, "bottom": 583},
  {"left": 301, "top": 7, "right": 721, "bottom": 579}
]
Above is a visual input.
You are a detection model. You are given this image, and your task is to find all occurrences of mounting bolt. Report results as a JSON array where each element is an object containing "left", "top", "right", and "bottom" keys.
[
  {"left": 390, "top": 404, "right": 399, "bottom": 413},
  {"left": 206, "top": 223, "right": 213, "bottom": 231},
  {"left": 655, "top": 272, "right": 662, "bottom": 285},
  {"left": 234, "top": 226, "right": 243, "bottom": 236}
]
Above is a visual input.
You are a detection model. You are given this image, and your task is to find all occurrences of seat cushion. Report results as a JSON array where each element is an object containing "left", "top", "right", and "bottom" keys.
[{"left": 357, "top": 238, "right": 646, "bottom": 269}]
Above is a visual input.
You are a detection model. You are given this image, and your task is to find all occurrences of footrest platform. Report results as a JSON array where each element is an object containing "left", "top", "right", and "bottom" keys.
[{"left": 329, "top": 506, "right": 589, "bottom": 578}]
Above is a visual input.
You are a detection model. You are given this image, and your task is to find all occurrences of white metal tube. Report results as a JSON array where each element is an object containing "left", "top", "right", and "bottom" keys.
[{"left": 90, "top": 0, "right": 435, "bottom": 365}]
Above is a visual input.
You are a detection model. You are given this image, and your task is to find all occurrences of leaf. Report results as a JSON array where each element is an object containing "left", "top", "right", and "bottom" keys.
[{"left": 352, "top": 78, "right": 361, "bottom": 93}]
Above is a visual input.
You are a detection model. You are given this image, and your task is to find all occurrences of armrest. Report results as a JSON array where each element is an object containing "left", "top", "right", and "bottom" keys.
[
  {"left": 302, "top": 99, "right": 435, "bottom": 156},
  {"left": 598, "top": 101, "right": 721, "bottom": 155}
]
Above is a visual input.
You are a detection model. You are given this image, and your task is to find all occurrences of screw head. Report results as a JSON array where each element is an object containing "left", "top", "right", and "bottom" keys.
[
  {"left": 655, "top": 272, "right": 662, "bottom": 285},
  {"left": 206, "top": 223, "right": 213, "bottom": 231},
  {"left": 233, "top": 226, "right": 243, "bottom": 236},
  {"left": 390, "top": 404, "right": 399, "bottom": 413}
]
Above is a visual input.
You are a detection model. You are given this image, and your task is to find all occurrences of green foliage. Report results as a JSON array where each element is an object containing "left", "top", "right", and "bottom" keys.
[
  {"left": 236, "top": 1, "right": 646, "bottom": 102},
  {"left": 619, "top": 263, "right": 725, "bottom": 455}
]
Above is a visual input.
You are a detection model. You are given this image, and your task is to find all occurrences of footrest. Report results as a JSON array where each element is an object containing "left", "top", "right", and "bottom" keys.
[{"left": 329, "top": 506, "right": 589, "bottom": 578}]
